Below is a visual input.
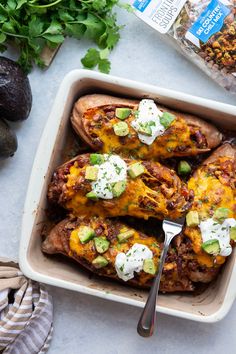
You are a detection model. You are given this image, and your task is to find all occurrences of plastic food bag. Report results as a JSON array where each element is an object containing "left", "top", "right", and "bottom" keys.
[{"left": 131, "top": 0, "right": 236, "bottom": 93}]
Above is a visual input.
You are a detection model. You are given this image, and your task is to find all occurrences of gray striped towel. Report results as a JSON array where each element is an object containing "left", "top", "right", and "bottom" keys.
[{"left": 0, "top": 258, "right": 53, "bottom": 354}]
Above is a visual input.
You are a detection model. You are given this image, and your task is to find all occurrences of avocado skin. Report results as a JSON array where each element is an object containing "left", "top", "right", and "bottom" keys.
[
  {"left": 0, "top": 56, "right": 32, "bottom": 121},
  {"left": 0, "top": 119, "right": 17, "bottom": 159}
]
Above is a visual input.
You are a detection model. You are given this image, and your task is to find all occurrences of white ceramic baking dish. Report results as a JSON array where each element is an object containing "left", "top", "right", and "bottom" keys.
[{"left": 19, "top": 69, "right": 236, "bottom": 322}]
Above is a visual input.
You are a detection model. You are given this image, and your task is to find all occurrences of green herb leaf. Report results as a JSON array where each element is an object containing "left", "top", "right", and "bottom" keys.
[
  {"left": 0, "top": 32, "right": 6, "bottom": 43},
  {"left": 0, "top": 0, "right": 122, "bottom": 73},
  {"left": 16, "top": 0, "right": 28, "bottom": 10},
  {"left": 100, "top": 47, "right": 110, "bottom": 60},
  {"left": 92, "top": 0, "right": 107, "bottom": 12},
  {"left": 42, "top": 34, "right": 64, "bottom": 44},
  {"left": 29, "top": 17, "right": 44, "bottom": 37},
  {"left": 7, "top": 0, "right": 16, "bottom": 11},
  {"left": 80, "top": 13, "right": 105, "bottom": 41},
  {"left": 0, "top": 14, "right": 8, "bottom": 24},
  {"left": 2, "top": 21, "right": 15, "bottom": 34},
  {"left": 81, "top": 48, "right": 100, "bottom": 69},
  {"left": 106, "top": 28, "right": 120, "bottom": 49},
  {"left": 58, "top": 10, "right": 74, "bottom": 22},
  {"left": 43, "top": 21, "right": 63, "bottom": 35},
  {"left": 65, "top": 23, "right": 85, "bottom": 40},
  {"left": 98, "top": 58, "right": 111, "bottom": 73},
  {"left": 81, "top": 47, "right": 111, "bottom": 74}
]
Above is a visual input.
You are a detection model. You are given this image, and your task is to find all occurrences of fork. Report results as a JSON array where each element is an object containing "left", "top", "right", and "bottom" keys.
[{"left": 137, "top": 217, "right": 185, "bottom": 337}]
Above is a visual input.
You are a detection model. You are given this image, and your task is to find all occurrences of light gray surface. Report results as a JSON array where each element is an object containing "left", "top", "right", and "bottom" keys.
[{"left": 0, "top": 7, "right": 236, "bottom": 354}]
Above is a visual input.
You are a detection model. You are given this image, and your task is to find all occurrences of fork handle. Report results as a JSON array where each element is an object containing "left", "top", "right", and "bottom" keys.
[{"left": 137, "top": 235, "right": 173, "bottom": 337}]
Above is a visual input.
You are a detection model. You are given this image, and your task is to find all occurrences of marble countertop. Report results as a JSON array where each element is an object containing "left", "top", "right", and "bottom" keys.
[{"left": 1, "top": 7, "right": 236, "bottom": 354}]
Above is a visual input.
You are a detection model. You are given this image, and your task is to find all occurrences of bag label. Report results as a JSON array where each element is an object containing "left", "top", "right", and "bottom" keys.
[
  {"left": 131, "top": 0, "right": 187, "bottom": 33},
  {"left": 133, "top": 0, "right": 152, "bottom": 12},
  {"left": 186, "top": 0, "right": 230, "bottom": 46}
]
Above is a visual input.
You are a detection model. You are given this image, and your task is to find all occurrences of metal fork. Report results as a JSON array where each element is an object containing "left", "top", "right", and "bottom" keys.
[{"left": 137, "top": 217, "right": 185, "bottom": 337}]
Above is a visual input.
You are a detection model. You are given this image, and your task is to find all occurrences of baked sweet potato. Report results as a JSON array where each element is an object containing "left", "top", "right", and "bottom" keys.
[
  {"left": 184, "top": 143, "right": 236, "bottom": 270},
  {"left": 71, "top": 94, "right": 222, "bottom": 160},
  {"left": 48, "top": 153, "right": 193, "bottom": 220},
  {"left": 42, "top": 216, "right": 219, "bottom": 291}
]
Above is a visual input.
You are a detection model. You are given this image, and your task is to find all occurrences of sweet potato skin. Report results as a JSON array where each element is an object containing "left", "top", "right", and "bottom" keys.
[
  {"left": 45, "top": 146, "right": 236, "bottom": 291},
  {"left": 47, "top": 153, "right": 193, "bottom": 220},
  {"left": 185, "top": 143, "right": 236, "bottom": 267},
  {"left": 42, "top": 217, "right": 161, "bottom": 289},
  {"left": 71, "top": 94, "right": 222, "bottom": 159},
  {"left": 71, "top": 95, "right": 139, "bottom": 150},
  {"left": 199, "top": 143, "right": 236, "bottom": 167},
  {"left": 42, "top": 216, "right": 220, "bottom": 291}
]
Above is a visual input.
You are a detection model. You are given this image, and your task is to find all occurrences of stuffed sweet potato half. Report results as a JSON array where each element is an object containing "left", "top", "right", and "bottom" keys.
[
  {"left": 42, "top": 216, "right": 220, "bottom": 291},
  {"left": 48, "top": 153, "right": 193, "bottom": 220},
  {"left": 71, "top": 94, "right": 222, "bottom": 160},
  {"left": 184, "top": 143, "right": 236, "bottom": 273}
]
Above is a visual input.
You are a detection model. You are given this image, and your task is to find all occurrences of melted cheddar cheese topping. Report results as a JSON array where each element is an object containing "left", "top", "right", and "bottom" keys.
[
  {"left": 69, "top": 222, "right": 161, "bottom": 286},
  {"left": 185, "top": 157, "right": 236, "bottom": 267},
  {"left": 65, "top": 159, "right": 186, "bottom": 220},
  {"left": 84, "top": 107, "right": 204, "bottom": 159}
]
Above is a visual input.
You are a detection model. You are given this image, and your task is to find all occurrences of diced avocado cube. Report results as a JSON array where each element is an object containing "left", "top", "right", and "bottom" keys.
[
  {"left": 78, "top": 226, "right": 95, "bottom": 244},
  {"left": 115, "top": 108, "right": 131, "bottom": 120},
  {"left": 213, "top": 207, "right": 230, "bottom": 222},
  {"left": 94, "top": 237, "right": 110, "bottom": 253},
  {"left": 138, "top": 124, "right": 152, "bottom": 136},
  {"left": 160, "top": 111, "right": 176, "bottom": 129},
  {"left": 90, "top": 153, "right": 105, "bottom": 165},
  {"left": 230, "top": 226, "right": 236, "bottom": 241},
  {"left": 143, "top": 259, "right": 156, "bottom": 275},
  {"left": 85, "top": 166, "right": 98, "bottom": 181},
  {"left": 186, "top": 211, "right": 199, "bottom": 227},
  {"left": 113, "top": 122, "right": 129, "bottom": 136},
  {"left": 201, "top": 239, "right": 220, "bottom": 255},
  {"left": 178, "top": 161, "right": 191, "bottom": 175},
  {"left": 86, "top": 191, "right": 98, "bottom": 201},
  {"left": 128, "top": 162, "right": 145, "bottom": 179},
  {"left": 92, "top": 255, "right": 108, "bottom": 269},
  {"left": 112, "top": 180, "right": 126, "bottom": 198},
  {"left": 117, "top": 230, "right": 135, "bottom": 243}
]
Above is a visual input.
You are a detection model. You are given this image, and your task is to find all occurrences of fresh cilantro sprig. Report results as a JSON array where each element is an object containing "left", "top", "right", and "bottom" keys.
[
  {"left": 81, "top": 47, "right": 111, "bottom": 73},
  {"left": 0, "top": 0, "right": 124, "bottom": 73}
]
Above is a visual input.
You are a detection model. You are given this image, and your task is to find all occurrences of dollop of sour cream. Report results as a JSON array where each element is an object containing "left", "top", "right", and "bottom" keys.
[
  {"left": 199, "top": 218, "right": 236, "bottom": 256},
  {"left": 131, "top": 99, "right": 165, "bottom": 145},
  {"left": 91, "top": 154, "right": 127, "bottom": 199},
  {"left": 115, "top": 243, "right": 153, "bottom": 281}
]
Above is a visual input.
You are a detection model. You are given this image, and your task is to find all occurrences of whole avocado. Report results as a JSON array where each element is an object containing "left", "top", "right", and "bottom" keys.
[
  {"left": 0, "top": 57, "right": 32, "bottom": 121},
  {"left": 0, "top": 119, "right": 17, "bottom": 159}
]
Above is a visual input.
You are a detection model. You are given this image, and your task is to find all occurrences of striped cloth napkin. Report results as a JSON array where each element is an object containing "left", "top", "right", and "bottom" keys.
[{"left": 0, "top": 258, "right": 53, "bottom": 354}]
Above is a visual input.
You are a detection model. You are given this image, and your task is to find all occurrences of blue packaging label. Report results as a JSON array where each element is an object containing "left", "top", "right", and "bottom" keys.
[
  {"left": 188, "top": 0, "right": 230, "bottom": 44},
  {"left": 132, "top": 0, "right": 188, "bottom": 33},
  {"left": 133, "top": 0, "right": 152, "bottom": 13}
]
